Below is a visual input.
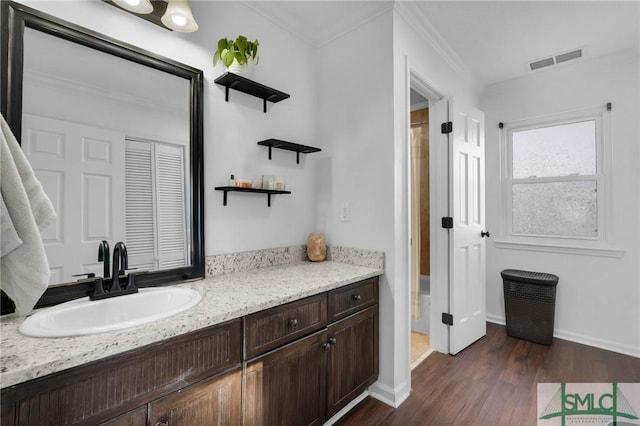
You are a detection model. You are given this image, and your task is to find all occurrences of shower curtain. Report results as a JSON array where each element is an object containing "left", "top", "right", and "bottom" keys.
[{"left": 410, "top": 126, "right": 421, "bottom": 321}]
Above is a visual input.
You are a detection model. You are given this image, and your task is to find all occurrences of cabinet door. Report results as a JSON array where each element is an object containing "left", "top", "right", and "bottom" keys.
[
  {"left": 244, "top": 329, "right": 327, "bottom": 426},
  {"left": 148, "top": 369, "right": 242, "bottom": 426},
  {"left": 326, "top": 305, "right": 378, "bottom": 417},
  {"left": 98, "top": 406, "right": 146, "bottom": 426}
]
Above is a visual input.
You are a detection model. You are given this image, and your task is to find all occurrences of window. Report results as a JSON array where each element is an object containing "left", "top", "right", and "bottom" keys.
[{"left": 502, "top": 109, "right": 608, "bottom": 245}]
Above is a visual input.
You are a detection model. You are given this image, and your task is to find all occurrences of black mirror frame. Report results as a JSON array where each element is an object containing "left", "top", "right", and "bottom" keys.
[{"left": 0, "top": 1, "right": 205, "bottom": 308}]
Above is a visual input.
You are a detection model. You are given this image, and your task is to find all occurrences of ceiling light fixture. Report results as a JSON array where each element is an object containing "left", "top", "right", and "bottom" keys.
[
  {"left": 112, "top": 0, "right": 153, "bottom": 14},
  {"left": 161, "top": 0, "right": 199, "bottom": 33}
]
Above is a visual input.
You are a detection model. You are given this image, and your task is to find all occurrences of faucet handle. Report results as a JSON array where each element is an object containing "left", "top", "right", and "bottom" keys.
[
  {"left": 124, "top": 270, "right": 147, "bottom": 291},
  {"left": 73, "top": 272, "right": 96, "bottom": 280},
  {"left": 90, "top": 278, "right": 106, "bottom": 299}
]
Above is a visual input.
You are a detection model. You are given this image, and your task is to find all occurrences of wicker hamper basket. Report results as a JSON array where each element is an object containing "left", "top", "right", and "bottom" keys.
[{"left": 501, "top": 269, "right": 559, "bottom": 345}]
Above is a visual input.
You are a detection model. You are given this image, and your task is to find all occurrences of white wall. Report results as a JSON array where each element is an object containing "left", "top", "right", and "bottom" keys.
[
  {"left": 315, "top": 3, "right": 484, "bottom": 407},
  {"left": 481, "top": 50, "right": 640, "bottom": 356},
  {"left": 17, "top": 0, "right": 320, "bottom": 257},
  {"left": 391, "top": 2, "right": 484, "bottom": 402},
  {"left": 316, "top": 8, "right": 398, "bottom": 403}
]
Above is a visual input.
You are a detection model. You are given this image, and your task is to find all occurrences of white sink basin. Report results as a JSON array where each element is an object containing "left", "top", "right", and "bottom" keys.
[{"left": 19, "top": 287, "right": 202, "bottom": 338}]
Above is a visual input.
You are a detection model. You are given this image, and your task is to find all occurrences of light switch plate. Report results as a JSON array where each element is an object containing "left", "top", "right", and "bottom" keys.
[{"left": 340, "top": 203, "right": 351, "bottom": 222}]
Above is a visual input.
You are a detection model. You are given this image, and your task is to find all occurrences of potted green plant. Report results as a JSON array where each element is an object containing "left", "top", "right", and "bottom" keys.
[{"left": 213, "top": 35, "right": 259, "bottom": 78}]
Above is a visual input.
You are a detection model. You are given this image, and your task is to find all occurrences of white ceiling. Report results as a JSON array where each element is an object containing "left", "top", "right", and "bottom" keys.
[
  {"left": 241, "top": 1, "right": 640, "bottom": 87},
  {"left": 414, "top": 1, "right": 640, "bottom": 86}
]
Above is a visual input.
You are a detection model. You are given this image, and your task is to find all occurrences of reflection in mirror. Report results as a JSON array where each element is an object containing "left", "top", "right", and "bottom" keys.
[
  {"left": 1, "top": 1, "right": 204, "bottom": 306},
  {"left": 22, "top": 28, "right": 191, "bottom": 284}
]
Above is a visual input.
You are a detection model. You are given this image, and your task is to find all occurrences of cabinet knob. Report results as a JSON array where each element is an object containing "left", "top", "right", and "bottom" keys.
[
  {"left": 323, "top": 343, "right": 331, "bottom": 351},
  {"left": 289, "top": 319, "right": 298, "bottom": 328},
  {"left": 155, "top": 423, "right": 168, "bottom": 426},
  {"left": 352, "top": 294, "right": 362, "bottom": 301},
  {"left": 328, "top": 337, "right": 337, "bottom": 345}
]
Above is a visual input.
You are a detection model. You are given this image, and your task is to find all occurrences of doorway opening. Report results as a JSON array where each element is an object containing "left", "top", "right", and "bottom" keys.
[{"left": 409, "top": 88, "right": 433, "bottom": 369}]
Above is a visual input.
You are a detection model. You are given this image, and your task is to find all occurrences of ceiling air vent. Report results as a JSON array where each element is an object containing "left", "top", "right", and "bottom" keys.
[
  {"left": 529, "top": 57, "right": 555, "bottom": 71},
  {"left": 529, "top": 48, "right": 583, "bottom": 71},
  {"left": 555, "top": 49, "right": 582, "bottom": 64}
]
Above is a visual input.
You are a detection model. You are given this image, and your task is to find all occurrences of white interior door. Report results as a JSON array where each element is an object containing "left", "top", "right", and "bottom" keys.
[
  {"left": 447, "top": 98, "right": 487, "bottom": 355},
  {"left": 22, "top": 114, "right": 125, "bottom": 283}
]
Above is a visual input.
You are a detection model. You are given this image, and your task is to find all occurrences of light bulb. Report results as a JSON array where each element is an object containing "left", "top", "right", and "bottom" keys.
[
  {"left": 161, "top": 0, "right": 198, "bottom": 32},
  {"left": 113, "top": 0, "right": 153, "bottom": 14},
  {"left": 171, "top": 15, "right": 188, "bottom": 27}
]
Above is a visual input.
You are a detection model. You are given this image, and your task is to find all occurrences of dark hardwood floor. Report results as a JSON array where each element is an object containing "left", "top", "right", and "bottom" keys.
[{"left": 337, "top": 323, "right": 640, "bottom": 426}]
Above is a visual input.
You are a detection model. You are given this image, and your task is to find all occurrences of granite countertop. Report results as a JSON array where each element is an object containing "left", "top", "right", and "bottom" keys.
[{"left": 0, "top": 261, "right": 383, "bottom": 389}]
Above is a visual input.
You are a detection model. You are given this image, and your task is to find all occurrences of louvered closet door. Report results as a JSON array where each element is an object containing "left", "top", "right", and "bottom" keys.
[
  {"left": 125, "top": 140, "right": 156, "bottom": 270},
  {"left": 125, "top": 140, "right": 188, "bottom": 271},
  {"left": 154, "top": 143, "right": 188, "bottom": 269}
]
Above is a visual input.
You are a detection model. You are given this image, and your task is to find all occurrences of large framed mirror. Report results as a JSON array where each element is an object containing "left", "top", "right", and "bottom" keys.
[{"left": 1, "top": 1, "right": 204, "bottom": 308}]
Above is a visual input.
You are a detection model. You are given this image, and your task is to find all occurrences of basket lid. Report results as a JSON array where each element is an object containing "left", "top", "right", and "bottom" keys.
[{"left": 500, "top": 269, "right": 559, "bottom": 285}]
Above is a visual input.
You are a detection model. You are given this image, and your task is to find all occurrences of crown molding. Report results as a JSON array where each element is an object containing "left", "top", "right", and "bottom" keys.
[
  {"left": 24, "top": 69, "right": 187, "bottom": 115},
  {"left": 242, "top": 1, "right": 394, "bottom": 48},
  {"left": 394, "top": 1, "right": 480, "bottom": 89}
]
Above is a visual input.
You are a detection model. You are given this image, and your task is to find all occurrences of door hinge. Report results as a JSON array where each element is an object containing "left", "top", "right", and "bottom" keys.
[
  {"left": 442, "top": 313, "right": 453, "bottom": 326},
  {"left": 441, "top": 217, "right": 453, "bottom": 229},
  {"left": 441, "top": 121, "right": 453, "bottom": 134}
]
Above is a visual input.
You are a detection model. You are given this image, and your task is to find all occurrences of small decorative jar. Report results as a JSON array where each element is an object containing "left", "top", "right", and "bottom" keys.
[{"left": 307, "top": 233, "right": 326, "bottom": 262}]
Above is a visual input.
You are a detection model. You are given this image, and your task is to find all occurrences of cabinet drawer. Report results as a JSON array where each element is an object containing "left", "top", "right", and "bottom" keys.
[
  {"left": 328, "top": 277, "right": 378, "bottom": 322},
  {"left": 244, "top": 293, "right": 327, "bottom": 359}
]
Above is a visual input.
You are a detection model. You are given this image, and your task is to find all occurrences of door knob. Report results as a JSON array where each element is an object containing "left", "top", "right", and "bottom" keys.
[{"left": 481, "top": 230, "right": 491, "bottom": 238}]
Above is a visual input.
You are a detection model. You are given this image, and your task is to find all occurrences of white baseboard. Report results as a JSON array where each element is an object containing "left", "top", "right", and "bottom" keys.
[
  {"left": 553, "top": 329, "right": 640, "bottom": 358},
  {"left": 368, "top": 380, "right": 410, "bottom": 408},
  {"left": 323, "top": 391, "right": 369, "bottom": 426},
  {"left": 486, "top": 315, "right": 640, "bottom": 358},
  {"left": 486, "top": 314, "right": 505, "bottom": 325},
  {"left": 322, "top": 380, "right": 411, "bottom": 425}
]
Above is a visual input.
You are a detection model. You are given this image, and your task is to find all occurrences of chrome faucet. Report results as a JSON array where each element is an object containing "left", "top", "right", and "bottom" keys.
[{"left": 111, "top": 241, "right": 128, "bottom": 291}]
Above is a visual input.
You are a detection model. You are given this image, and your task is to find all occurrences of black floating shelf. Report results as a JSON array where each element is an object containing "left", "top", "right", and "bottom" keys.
[
  {"left": 215, "top": 186, "right": 291, "bottom": 207},
  {"left": 257, "top": 139, "right": 321, "bottom": 164},
  {"left": 214, "top": 72, "right": 290, "bottom": 113}
]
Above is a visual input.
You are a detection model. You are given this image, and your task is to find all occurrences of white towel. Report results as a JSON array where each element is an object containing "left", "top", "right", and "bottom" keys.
[{"left": 0, "top": 114, "right": 56, "bottom": 315}]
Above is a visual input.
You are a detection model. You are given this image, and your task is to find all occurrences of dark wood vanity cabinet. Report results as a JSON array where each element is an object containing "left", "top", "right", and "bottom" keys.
[
  {"left": 1, "top": 277, "right": 379, "bottom": 426},
  {"left": 1, "top": 319, "right": 242, "bottom": 426},
  {"left": 326, "top": 306, "right": 378, "bottom": 417},
  {"left": 244, "top": 293, "right": 327, "bottom": 359},
  {"left": 98, "top": 406, "right": 147, "bottom": 426},
  {"left": 243, "top": 329, "right": 328, "bottom": 426},
  {"left": 148, "top": 368, "right": 242, "bottom": 426},
  {"left": 326, "top": 277, "right": 379, "bottom": 416},
  {"left": 243, "top": 277, "right": 379, "bottom": 425}
]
